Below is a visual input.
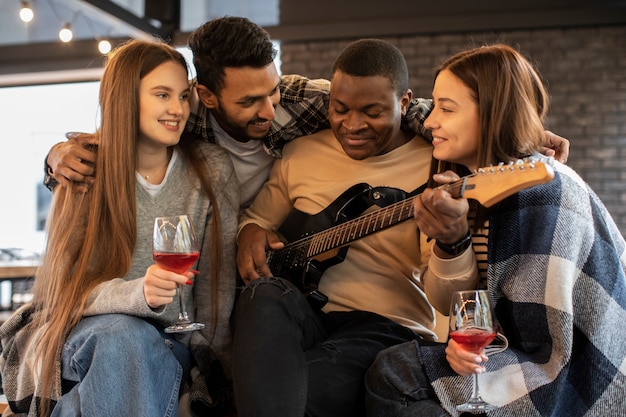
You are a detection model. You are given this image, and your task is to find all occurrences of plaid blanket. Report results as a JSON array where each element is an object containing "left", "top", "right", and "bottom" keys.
[
  {"left": 420, "top": 159, "right": 626, "bottom": 416},
  {"left": 0, "top": 305, "right": 53, "bottom": 416}
]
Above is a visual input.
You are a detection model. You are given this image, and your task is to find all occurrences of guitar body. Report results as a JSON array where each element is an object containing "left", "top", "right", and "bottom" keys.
[
  {"left": 272, "top": 183, "right": 374, "bottom": 299},
  {"left": 269, "top": 182, "right": 413, "bottom": 309}
]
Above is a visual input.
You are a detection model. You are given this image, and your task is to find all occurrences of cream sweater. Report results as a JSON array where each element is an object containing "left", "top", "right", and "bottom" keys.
[{"left": 240, "top": 129, "right": 440, "bottom": 339}]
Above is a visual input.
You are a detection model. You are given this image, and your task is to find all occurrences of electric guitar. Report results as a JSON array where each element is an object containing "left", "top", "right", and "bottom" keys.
[{"left": 266, "top": 160, "right": 555, "bottom": 308}]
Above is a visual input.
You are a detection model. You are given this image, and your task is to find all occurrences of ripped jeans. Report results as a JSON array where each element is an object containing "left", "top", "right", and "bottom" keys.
[{"left": 231, "top": 277, "right": 418, "bottom": 417}]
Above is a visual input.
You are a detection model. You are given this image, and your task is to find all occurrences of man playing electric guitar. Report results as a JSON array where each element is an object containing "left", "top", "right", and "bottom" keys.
[{"left": 232, "top": 39, "right": 473, "bottom": 417}]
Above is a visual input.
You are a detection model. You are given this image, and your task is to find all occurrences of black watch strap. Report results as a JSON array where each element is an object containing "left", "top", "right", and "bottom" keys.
[{"left": 436, "top": 230, "right": 472, "bottom": 256}]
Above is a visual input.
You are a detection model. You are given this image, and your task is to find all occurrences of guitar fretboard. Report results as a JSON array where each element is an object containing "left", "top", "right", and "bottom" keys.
[{"left": 308, "top": 197, "right": 414, "bottom": 256}]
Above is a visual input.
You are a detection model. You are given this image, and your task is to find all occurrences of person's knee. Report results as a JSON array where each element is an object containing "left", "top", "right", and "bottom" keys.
[
  {"left": 366, "top": 342, "right": 447, "bottom": 417},
  {"left": 61, "top": 314, "right": 182, "bottom": 389},
  {"left": 96, "top": 315, "right": 159, "bottom": 342},
  {"left": 235, "top": 277, "right": 300, "bottom": 317},
  {"left": 66, "top": 314, "right": 169, "bottom": 360},
  {"left": 366, "top": 341, "right": 420, "bottom": 395},
  {"left": 240, "top": 276, "right": 296, "bottom": 299},
  {"left": 369, "top": 342, "right": 410, "bottom": 373}
]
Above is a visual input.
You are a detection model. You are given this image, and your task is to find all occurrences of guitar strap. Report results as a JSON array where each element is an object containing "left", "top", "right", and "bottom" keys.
[
  {"left": 408, "top": 183, "right": 429, "bottom": 197},
  {"left": 367, "top": 183, "right": 427, "bottom": 208}
]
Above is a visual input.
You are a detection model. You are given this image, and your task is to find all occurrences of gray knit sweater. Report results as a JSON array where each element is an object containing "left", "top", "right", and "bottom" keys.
[{"left": 84, "top": 142, "right": 239, "bottom": 367}]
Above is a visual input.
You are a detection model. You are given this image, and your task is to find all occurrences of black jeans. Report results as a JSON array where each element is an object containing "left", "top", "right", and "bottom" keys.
[
  {"left": 232, "top": 277, "right": 417, "bottom": 417},
  {"left": 365, "top": 340, "right": 449, "bottom": 417}
]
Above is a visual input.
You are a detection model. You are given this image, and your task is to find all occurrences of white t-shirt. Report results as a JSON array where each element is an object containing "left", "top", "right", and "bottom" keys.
[{"left": 210, "top": 114, "right": 274, "bottom": 211}]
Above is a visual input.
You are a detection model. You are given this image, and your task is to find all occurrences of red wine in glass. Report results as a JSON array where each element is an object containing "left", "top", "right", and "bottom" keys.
[
  {"left": 449, "top": 290, "right": 497, "bottom": 412},
  {"left": 153, "top": 252, "right": 200, "bottom": 274},
  {"left": 449, "top": 328, "right": 497, "bottom": 353},
  {"left": 153, "top": 215, "right": 204, "bottom": 333}
]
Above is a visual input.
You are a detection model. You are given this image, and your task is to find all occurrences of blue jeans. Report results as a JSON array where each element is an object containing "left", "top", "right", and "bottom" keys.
[
  {"left": 52, "top": 314, "right": 189, "bottom": 417},
  {"left": 365, "top": 341, "right": 449, "bottom": 417},
  {"left": 232, "top": 277, "right": 417, "bottom": 417}
]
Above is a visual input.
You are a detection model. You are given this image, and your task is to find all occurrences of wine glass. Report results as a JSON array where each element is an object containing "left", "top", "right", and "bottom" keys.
[
  {"left": 153, "top": 215, "right": 204, "bottom": 333},
  {"left": 448, "top": 290, "right": 497, "bottom": 412}
]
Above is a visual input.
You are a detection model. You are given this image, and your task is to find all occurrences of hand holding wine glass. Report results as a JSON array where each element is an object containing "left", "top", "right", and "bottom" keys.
[
  {"left": 153, "top": 214, "right": 204, "bottom": 333},
  {"left": 448, "top": 289, "right": 497, "bottom": 412}
]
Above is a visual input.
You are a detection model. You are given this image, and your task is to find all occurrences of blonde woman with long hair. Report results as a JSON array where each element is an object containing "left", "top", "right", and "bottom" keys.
[{"left": 0, "top": 39, "right": 239, "bottom": 416}]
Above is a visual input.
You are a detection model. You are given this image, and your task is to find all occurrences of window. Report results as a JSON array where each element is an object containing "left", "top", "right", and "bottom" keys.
[{"left": 0, "top": 81, "right": 100, "bottom": 255}]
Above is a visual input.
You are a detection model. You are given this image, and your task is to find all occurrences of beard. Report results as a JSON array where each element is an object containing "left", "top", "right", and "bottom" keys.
[{"left": 210, "top": 106, "right": 269, "bottom": 143}]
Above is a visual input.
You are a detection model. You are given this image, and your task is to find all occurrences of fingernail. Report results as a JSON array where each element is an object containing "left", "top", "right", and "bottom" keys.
[
  {"left": 185, "top": 279, "right": 193, "bottom": 285},
  {"left": 190, "top": 269, "right": 199, "bottom": 274}
]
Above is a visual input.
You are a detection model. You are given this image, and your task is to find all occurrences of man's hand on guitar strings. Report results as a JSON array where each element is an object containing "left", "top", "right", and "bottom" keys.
[
  {"left": 237, "top": 223, "right": 285, "bottom": 284},
  {"left": 413, "top": 171, "right": 470, "bottom": 246}
]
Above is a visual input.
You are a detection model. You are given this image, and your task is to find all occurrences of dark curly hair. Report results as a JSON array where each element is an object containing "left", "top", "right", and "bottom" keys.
[{"left": 188, "top": 16, "right": 277, "bottom": 95}]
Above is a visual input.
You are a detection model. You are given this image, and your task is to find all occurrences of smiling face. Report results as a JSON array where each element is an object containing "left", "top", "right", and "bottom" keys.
[
  {"left": 196, "top": 62, "right": 281, "bottom": 143},
  {"left": 328, "top": 71, "right": 411, "bottom": 160},
  {"left": 138, "top": 60, "right": 191, "bottom": 149},
  {"left": 424, "top": 69, "right": 481, "bottom": 171}
]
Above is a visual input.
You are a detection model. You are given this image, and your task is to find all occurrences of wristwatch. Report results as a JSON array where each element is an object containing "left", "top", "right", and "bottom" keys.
[{"left": 436, "top": 230, "right": 472, "bottom": 256}]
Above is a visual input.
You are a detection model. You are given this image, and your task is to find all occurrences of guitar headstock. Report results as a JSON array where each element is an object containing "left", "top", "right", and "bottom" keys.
[{"left": 445, "top": 160, "right": 555, "bottom": 207}]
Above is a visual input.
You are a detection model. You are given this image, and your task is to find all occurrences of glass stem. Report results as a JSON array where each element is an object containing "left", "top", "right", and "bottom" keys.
[
  {"left": 177, "top": 284, "right": 190, "bottom": 323},
  {"left": 470, "top": 372, "right": 483, "bottom": 402}
]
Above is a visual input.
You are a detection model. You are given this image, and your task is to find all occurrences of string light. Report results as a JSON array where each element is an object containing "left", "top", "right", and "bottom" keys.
[
  {"left": 17, "top": 0, "right": 116, "bottom": 53},
  {"left": 59, "top": 22, "right": 73, "bottom": 42},
  {"left": 19, "top": 1, "right": 34, "bottom": 23},
  {"left": 98, "top": 39, "right": 112, "bottom": 54}
]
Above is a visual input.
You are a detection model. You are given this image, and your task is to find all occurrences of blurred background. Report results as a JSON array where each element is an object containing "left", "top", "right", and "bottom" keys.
[{"left": 0, "top": 0, "right": 625, "bottom": 308}]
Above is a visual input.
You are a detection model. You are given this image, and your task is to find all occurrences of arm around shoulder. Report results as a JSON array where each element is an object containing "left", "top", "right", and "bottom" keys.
[{"left": 44, "top": 132, "right": 98, "bottom": 190}]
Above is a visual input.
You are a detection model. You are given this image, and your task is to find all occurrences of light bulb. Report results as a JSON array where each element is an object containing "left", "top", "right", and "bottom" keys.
[
  {"left": 19, "top": 1, "right": 34, "bottom": 23},
  {"left": 59, "top": 23, "right": 73, "bottom": 42},
  {"left": 98, "top": 39, "right": 112, "bottom": 54}
]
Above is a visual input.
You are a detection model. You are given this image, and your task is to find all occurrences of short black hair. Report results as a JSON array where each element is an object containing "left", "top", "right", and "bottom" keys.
[
  {"left": 188, "top": 16, "right": 277, "bottom": 94},
  {"left": 332, "top": 38, "right": 408, "bottom": 97}
]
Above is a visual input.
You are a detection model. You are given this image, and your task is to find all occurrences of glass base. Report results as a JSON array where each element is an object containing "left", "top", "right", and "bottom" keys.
[
  {"left": 164, "top": 321, "right": 205, "bottom": 333},
  {"left": 456, "top": 397, "right": 496, "bottom": 413}
]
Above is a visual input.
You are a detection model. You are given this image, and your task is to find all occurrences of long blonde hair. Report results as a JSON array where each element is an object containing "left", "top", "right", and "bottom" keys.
[{"left": 31, "top": 39, "right": 223, "bottom": 415}]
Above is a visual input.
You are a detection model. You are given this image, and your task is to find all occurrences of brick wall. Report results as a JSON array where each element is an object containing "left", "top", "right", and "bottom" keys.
[{"left": 280, "top": 25, "right": 626, "bottom": 236}]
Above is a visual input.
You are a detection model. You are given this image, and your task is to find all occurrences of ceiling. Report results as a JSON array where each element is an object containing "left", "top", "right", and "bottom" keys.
[{"left": 1, "top": 0, "right": 625, "bottom": 85}]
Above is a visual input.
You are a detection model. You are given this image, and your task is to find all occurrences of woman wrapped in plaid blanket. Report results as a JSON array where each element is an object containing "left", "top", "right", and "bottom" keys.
[{"left": 365, "top": 44, "right": 626, "bottom": 416}]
